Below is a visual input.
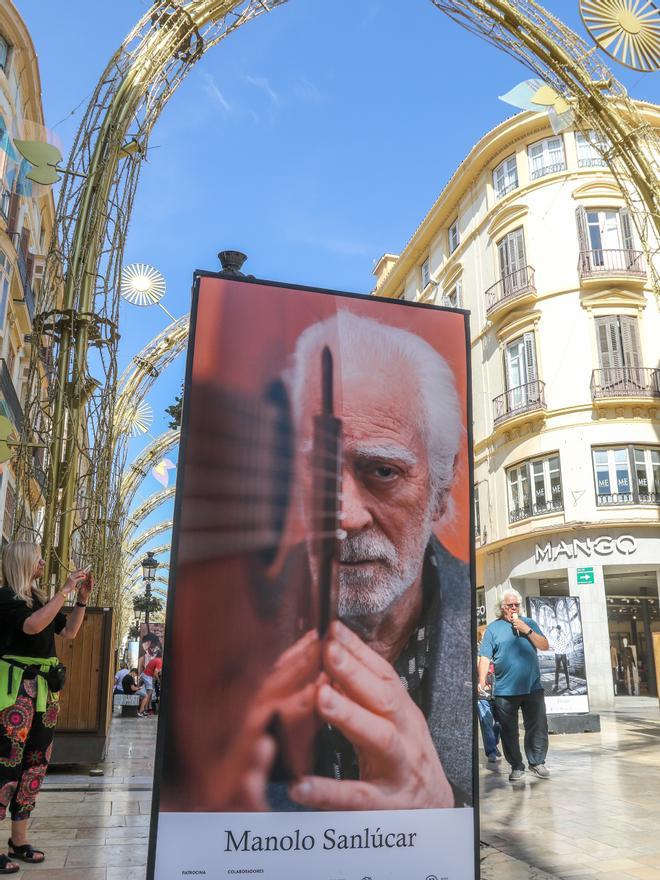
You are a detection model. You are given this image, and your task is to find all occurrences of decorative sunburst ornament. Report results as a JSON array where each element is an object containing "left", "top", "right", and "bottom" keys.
[
  {"left": 580, "top": 0, "right": 660, "bottom": 71},
  {"left": 121, "top": 263, "right": 166, "bottom": 306},
  {"left": 120, "top": 400, "right": 153, "bottom": 437},
  {"left": 120, "top": 263, "right": 176, "bottom": 321},
  {"left": 499, "top": 79, "right": 575, "bottom": 133}
]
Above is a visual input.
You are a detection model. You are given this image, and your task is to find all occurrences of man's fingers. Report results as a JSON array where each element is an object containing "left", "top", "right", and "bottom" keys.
[
  {"left": 323, "top": 638, "right": 406, "bottom": 722},
  {"left": 316, "top": 683, "right": 401, "bottom": 761},
  {"left": 329, "top": 621, "right": 396, "bottom": 678},
  {"left": 289, "top": 775, "right": 376, "bottom": 811}
]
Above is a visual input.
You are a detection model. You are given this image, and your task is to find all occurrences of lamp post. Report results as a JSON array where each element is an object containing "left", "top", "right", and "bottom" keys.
[{"left": 140, "top": 551, "right": 158, "bottom": 626}]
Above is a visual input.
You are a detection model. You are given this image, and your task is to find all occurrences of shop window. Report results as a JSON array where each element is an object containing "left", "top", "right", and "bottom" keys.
[
  {"left": 448, "top": 219, "right": 460, "bottom": 254},
  {"left": 576, "top": 130, "right": 609, "bottom": 168},
  {"left": 493, "top": 155, "right": 518, "bottom": 199},
  {"left": 420, "top": 258, "right": 430, "bottom": 290},
  {"left": 527, "top": 136, "right": 566, "bottom": 180},
  {"left": 592, "top": 446, "right": 660, "bottom": 506},
  {"left": 506, "top": 453, "right": 563, "bottom": 523}
]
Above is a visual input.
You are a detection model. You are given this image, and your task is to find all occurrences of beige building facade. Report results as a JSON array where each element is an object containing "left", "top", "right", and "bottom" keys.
[
  {"left": 0, "top": 1, "right": 56, "bottom": 541},
  {"left": 372, "top": 106, "right": 660, "bottom": 711}
]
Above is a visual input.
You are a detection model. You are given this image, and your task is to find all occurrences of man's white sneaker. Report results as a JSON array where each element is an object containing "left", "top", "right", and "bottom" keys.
[
  {"left": 529, "top": 763, "right": 550, "bottom": 779},
  {"left": 508, "top": 768, "right": 525, "bottom": 781}
]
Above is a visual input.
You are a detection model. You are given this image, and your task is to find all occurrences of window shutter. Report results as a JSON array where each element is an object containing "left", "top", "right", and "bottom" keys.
[
  {"left": 497, "top": 237, "right": 508, "bottom": 277},
  {"left": 523, "top": 332, "right": 538, "bottom": 382},
  {"left": 620, "top": 209, "right": 634, "bottom": 254},
  {"left": 620, "top": 316, "right": 641, "bottom": 369},
  {"left": 7, "top": 191, "right": 19, "bottom": 238},
  {"left": 455, "top": 279, "right": 462, "bottom": 308},
  {"left": 575, "top": 206, "right": 588, "bottom": 253}
]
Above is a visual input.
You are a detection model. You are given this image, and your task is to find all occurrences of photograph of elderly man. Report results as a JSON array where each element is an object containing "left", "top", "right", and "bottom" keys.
[
  {"left": 155, "top": 277, "right": 474, "bottom": 819},
  {"left": 478, "top": 589, "right": 550, "bottom": 782}
]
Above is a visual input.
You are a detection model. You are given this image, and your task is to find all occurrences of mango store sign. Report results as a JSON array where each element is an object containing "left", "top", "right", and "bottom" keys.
[{"left": 535, "top": 535, "right": 637, "bottom": 564}]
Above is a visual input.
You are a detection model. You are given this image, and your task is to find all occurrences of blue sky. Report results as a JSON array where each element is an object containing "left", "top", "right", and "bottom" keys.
[{"left": 15, "top": 0, "right": 659, "bottom": 567}]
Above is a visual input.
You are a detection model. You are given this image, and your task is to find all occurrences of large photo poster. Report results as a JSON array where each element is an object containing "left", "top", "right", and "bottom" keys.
[
  {"left": 148, "top": 275, "right": 477, "bottom": 880},
  {"left": 526, "top": 596, "right": 589, "bottom": 714}
]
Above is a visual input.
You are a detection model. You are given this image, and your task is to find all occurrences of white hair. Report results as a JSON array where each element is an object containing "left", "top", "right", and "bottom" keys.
[
  {"left": 496, "top": 587, "right": 523, "bottom": 619},
  {"left": 289, "top": 309, "right": 463, "bottom": 507}
]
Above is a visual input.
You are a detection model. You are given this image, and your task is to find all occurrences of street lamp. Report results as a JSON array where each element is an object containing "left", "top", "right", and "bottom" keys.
[{"left": 140, "top": 551, "right": 158, "bottom": 626}]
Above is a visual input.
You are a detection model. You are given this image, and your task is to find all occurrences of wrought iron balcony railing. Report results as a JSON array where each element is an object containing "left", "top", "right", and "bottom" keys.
[
  {"left": 578, "top": 248, "right": 645, "bottom": 278},
  {"left": 596, "top": 492, "right": 659, "bottom": 507},
  {"left": 0, "top": 358, "right": 23, "bottom": 431},
  {"left": 591, "top": 367, "right": 660, "bottom": 400},
  {"left": 493, "top": 379, "right": 546, "bottom": 426},
  {"left": 509, "top": 498, "right": 564, "bottom": 523},
  {"left": 530, "top": 161, "right": 566, "bottom": 180},
  {"left": 485, "top": 265, "right": 536, "bottom": 313}
]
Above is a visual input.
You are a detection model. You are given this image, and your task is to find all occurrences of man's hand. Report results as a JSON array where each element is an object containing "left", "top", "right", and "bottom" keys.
[
  {"left": 289, "top": 621, "right": 454, "bottom": 811},
  {"left": 512, "top": 616, "right": 531, "bottom": 635}
]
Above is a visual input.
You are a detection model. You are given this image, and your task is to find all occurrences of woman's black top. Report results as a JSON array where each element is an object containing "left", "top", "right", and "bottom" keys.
[
  {"left": 122, "top": 674, "right": 137, "bottom": 695},
  {"left": 0, "top": 586, "right": 66, "bottom": 659}
]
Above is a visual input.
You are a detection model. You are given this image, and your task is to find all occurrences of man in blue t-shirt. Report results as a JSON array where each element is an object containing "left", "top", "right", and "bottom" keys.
[{"left": 478, "top": 589, "right": 550, "bottom": 782}]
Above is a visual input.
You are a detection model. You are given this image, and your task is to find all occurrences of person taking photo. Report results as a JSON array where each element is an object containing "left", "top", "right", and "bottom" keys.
[{"left": 0, "top": 542, "right": 91, "bottom": 873}]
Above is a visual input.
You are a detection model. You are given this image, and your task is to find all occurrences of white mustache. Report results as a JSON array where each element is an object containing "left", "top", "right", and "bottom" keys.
[{"left": 338, "top": 533, "right": 397, "bottom": 566}]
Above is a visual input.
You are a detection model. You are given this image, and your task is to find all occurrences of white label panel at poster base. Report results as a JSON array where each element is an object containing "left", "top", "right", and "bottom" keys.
[
  {"left": 545, "top": 694, "right": 589, "bottom": 714},
  {"left": 155, "top": 807, "right": 475, "bottom": 879}
]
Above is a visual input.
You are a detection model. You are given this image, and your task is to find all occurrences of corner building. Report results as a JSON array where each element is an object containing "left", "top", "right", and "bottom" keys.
[{"left": 372, "top": 106, "right": 660, "bottom": 710}]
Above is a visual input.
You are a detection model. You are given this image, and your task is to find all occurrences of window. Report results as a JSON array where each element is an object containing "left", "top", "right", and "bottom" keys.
[
  {"left": 0, "top": 249, "right": 10, "bottom": 325},
  {"left": 497, "top": 227, "right": 529, "bottom": 295},
  {"left": 592, "top": 446, "right": 660, "bottom": 505},
  {"left": 448, "top": 219, "right": 460, "bottom": 254},
  {"left": 594, "top": 315, "right": 642, "bottom": 387},
  {"left": 527, "top": 136, "right": 566, "bottom": 180},
  {"left": 442, "top": 280, "right": 462, "bottom": 309},
  {"left": 493, "top": 155, "right": 518, "bottom": 199},
  {"left": 576, "top": 131, "right": 609, "bottom": 168},
  {"left": 420, "top": 258, "right": 430, "bottom": 290},
  {"left": 0, "top": 34, "right": 10, "bottom": 74},
  {"left": 507, "top": 454, "right": 563, "bottom": 522},
  {"left": 504, "top": 332, "right": 539, "bottom": 411}
]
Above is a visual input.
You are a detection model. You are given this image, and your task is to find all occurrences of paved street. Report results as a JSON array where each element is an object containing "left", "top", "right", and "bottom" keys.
[{"left": 1, "top": 697, "right": 658, "bottom": 879}]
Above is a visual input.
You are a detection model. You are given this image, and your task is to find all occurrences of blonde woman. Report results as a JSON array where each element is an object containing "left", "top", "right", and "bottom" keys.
[{"left": 0, "top": 542, "right": 91, "bottom": 872}]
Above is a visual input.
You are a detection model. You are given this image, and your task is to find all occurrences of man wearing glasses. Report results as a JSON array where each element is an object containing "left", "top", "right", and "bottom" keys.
[{"left": 478, "top": 589, "right": 550, "bottom": 782}]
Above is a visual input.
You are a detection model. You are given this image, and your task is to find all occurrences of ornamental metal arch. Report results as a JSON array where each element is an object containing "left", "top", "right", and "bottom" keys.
[
  {"left": 12, "top": 0, "right": 660, "bottom": 610},
  {"left": 128, "top": 521, "right": 174, "bottom": 557}
]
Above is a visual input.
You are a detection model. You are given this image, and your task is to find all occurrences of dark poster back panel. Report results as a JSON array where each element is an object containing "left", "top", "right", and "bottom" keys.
[{"left": 149, "top": 276, "right": 477, "bottom": 880}]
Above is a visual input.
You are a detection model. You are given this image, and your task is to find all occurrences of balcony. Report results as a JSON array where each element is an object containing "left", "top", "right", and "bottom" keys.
[
  {"left": 0, "top": 358, "right": 23, "bottom": 431},
  {"left": 596, "top": 492, "right": 659, "bottom": 507},
  {"left": 591, "top": 367, "right": 660, "bottom": 401},
  {"left": 485, "top": 265, "right": 536, "bottom": 319},
  {"left": 509, "top": 498, "right": 564, "bottom": 524},
  {"left": 530, "top": 161, "right": 566, "bottom": 181},
  {"left": 493, "top": 379, "right": 546, "bottom": 427},
  {"left": 578, "top": 249, "right": 646, "bottom": 287}
]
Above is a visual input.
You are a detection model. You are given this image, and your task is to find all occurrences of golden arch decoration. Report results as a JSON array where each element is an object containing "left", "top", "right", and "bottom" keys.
[{"left": 12, "top": 0, "right": 660, "bottom": 609}]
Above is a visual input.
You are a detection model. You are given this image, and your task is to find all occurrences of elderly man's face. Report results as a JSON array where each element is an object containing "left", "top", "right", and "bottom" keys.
[
  {"left": 501, "top": 597, "right": 521, "bottom": 622},
  {"left": 300, "top": 360, "right": 438, "bottom": 619}
]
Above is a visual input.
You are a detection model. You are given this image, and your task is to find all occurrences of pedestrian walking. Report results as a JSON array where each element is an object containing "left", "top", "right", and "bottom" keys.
[
  {"left": 0, "top": 542, "right": 91, "bottom": 872},
  {"left": 478, "top": 588, "right": 550, "bottom": 783}
]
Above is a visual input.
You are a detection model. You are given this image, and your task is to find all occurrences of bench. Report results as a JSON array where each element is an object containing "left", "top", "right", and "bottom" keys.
[{"left": 113, "top": 693, "right": 140, "bottom": 717}]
